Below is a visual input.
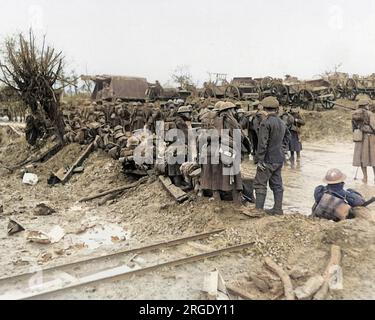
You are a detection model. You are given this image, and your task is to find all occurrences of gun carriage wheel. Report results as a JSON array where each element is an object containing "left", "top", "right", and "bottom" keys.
[
  {"left": 260, "top": 77, "right": 273, "bottom": 91},
  {"left": 298, "top": 89, "right": 315, "bottom": 110},
  {"left": 270, "top": 83, "right": 290, "bottom": 106},
  {"left": 346, "top": 78, "right": 358, "bottom": 101},
  {"left": 224, "top": 85, "right": 241, "bottom": 100}
]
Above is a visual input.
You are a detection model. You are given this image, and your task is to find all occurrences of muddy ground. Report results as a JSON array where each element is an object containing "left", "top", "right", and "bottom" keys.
[{"left": 1, "top": 107, "right": 375, "bottom": 300}]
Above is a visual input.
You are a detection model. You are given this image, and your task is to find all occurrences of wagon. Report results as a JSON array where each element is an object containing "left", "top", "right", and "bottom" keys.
[
  {"left": 200, "top": 81, "right": 228, "bottom": 99},
  {"left": 82, "top": 75, "right": 149, "bottom": 102},
  {"left": 345, "top": 75, "right": 375, "bottom": 100},
  {"left": 327, "top": 72, "right": 349, "bottom": 99},
  {"left": 267, "top": 78, "right": 335, "bottom": 110},
  {"left": 296, "top": 79, "right": 336, "bottom": 110},
  {"left": 224, "top": 77, "right": 261, "bottom": 100}
]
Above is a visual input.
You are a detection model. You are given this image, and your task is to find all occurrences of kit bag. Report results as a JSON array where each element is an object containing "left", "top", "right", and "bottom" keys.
[{"left": 353, "top": 129, "right": 363, "bottom": 142}]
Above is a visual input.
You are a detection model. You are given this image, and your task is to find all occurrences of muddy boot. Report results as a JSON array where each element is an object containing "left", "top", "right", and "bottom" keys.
[
  {"left": 255, "top": 193, "right": 266, "bottom": 210},
  {"left": 290, "top": 153, "right": 296, "bottom": 169},
  {"left": 265, "top": 192, "right": 284, "bottom": 215},
  {"left": 172, "top": 175, "right": 182, "bottom": 187},
  {"left": 232, "top": 190, "right": 242, "bottom": 206}
]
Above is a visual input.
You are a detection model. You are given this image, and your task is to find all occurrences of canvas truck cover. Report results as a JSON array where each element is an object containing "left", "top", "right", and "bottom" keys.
[{"left": 83, "top": 75, "right": 149, "bottom": 101}]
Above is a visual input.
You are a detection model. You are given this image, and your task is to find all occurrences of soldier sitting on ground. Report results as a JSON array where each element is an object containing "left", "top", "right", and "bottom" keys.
[{"left": 312, "top": 168, "right": 365, "bottom": 222}]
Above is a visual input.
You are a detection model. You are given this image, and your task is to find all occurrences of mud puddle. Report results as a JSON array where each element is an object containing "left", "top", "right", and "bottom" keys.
[{"left": 242, "top": 142, "right": 375, "bottom": 215}]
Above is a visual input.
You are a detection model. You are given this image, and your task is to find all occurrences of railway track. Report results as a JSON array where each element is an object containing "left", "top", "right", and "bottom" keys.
[{"left": 0, "top": 229, "right": 254, "bottom": 300}]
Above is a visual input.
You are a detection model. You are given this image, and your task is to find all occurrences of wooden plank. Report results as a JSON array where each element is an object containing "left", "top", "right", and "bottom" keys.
[
  {"left": 79, "top": 176, "right": 148, "bottom": 202},
  {"left": 61, "top": 142, "right": 94, "bottom": 184},
  {"left": 158, "top": 175, "right": 188, "bottom": 203},
  {"left": 33, "top": 143, "right": 63, "bottom": 164}
]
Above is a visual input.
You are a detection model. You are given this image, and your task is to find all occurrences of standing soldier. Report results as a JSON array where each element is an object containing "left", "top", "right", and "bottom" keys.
[
  {"left": 352, "top": 99, "right": 375, "bottom": 183},
  {"left": 147, "top": 103, "right": 164, "bottom": 134},
  {"left": 289, "top": 107, "right": 305, "bottom": 164},
  {"left": 130, "top": 102, "right": 146, "bottom": 131},
  {"left": 249, "top": 104, "right": 267, "bottom": 162},
  {"left": 254, "top": 97, "right": 290, "bottom": 215},
  {"left": 165, "top": 105, "right": 192, "bottom": 186},
  {"left": 199, "top": 101, "right": 244, "bottom": 204}
]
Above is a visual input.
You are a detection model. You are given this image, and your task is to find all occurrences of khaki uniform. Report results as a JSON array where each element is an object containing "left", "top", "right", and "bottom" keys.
[
  {"left": 352, "top": 109, "right": 375, "bottom": 167},
  {"left": 200, "top": 111, "right": 243, "bottom": 192}
]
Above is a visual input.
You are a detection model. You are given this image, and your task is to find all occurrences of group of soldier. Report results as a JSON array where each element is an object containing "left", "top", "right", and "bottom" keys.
[{"left": 60, "top": 95, "right": 375, "bottom": 223}]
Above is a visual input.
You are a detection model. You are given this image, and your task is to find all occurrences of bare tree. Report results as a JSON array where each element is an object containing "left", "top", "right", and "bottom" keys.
[
  {"left": 171, "top": 65, "right": 193, "bottom": 88},
  {"left": 0, "top": 29, "right": 66, "bottom": 143}
]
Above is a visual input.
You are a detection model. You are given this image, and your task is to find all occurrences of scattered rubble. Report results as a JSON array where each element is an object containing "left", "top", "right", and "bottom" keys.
[
  {"left": 22, "top": 172, "right": 38, "bottom": 185},
  {"left": 33, "top": 203, "right": 55, "bottom": 216},
  {"left": 7, "top": 219, "right": 25, "bottom": 235}
]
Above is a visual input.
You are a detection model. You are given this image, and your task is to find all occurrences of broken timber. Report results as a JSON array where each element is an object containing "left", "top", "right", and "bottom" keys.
[
  {"left": 15, "top": 242, "right": 254, "bottom": 300},
  {"left": 226, "top": 284, "right": 255, "bottom": 300},
  {"left": 158, "top": 175, "right": 188, "bottom": 203},
  {"left": 12, "top": 143, "right": 63, "bottom": 170},
  {"left": 313, "top": 245, "right": 342, "bottom": 300},
  {"left": 7, "top": 125, "right": 23, "bottom": 136},
  {"left": 60, "top": 142, "right": 94, "bottom": 184},
  {"left": 265, "top": 257, "right": 295, "bottom": 300},
  {"left": 79, "top": 176, "right": 148, "bottom": 202}
]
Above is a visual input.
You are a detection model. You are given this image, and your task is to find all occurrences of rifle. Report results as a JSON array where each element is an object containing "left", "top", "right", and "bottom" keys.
[{"left": 362, "top": 197, "right": 375, "bottom": 207}]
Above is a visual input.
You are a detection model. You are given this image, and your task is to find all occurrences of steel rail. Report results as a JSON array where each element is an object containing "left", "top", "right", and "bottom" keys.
[
  {"left": 19, "top": 241, "right": 254, "bottom": 300},
  {"left": 0, "top": 229, "right": 225, "bottom": 284}
]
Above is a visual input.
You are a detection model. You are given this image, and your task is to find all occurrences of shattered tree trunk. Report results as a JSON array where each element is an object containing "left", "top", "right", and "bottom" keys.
[{"left": 0, "top": 30, "right": 67, "bottom": 144}]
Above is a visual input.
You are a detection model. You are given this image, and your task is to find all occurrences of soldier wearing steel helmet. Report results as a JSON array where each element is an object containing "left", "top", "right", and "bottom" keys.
[
  {"left": 130, "top": 102, "right": 146, "bottom": 131},
  {"left": 175, "top": 105, "right": 193, "bottom": 142},
  {"left": 199, "top": 101, "right": 245, "bottom": 204},
  {"left": 165, "top": 105, "right": 193, "bottom": 187},
  {"left": 254, "top": 97, "right": 290, "bottom": 215},
  {"left": 312, "top": 168, "right": 365, "bottom": 221},
  {"left": 352, "top": 99, "right": 375, "bottom": 183}
]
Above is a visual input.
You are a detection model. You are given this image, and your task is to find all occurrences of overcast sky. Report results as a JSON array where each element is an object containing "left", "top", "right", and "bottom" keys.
[{"left": 1, "top": 0, "right": 375, "bottom": 85}]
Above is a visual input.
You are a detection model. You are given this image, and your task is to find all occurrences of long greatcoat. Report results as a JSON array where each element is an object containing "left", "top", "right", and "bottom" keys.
[
  {"left": 200, "top": 110, "right": 243, "bottom": 192},
  {"left": 352, "top": 109, "right": 375, "bottom": 167}
]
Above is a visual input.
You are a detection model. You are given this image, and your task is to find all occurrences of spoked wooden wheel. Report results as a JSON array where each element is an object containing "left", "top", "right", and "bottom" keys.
[
  {"left": 260, "top": 77, "right": 273, "bottom": 91},
  {"left": 224, "top": 85, "right": 241, "bottom": 100},
  {"left": 298, "top": 89, "right": 315, "bottom": 110},
  {"left": 346, "top": 89, "right": 357, "bottom": 101},
  {"left": 346, "top": 78, "right": 358, "bottom": 101},
  {"left": 270, "top": 83, "right": 290, "bottom": 105},
  {"left": 203, "top": 86, "right": 216, "bottom": 99}
]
